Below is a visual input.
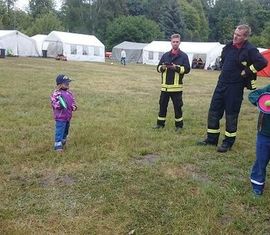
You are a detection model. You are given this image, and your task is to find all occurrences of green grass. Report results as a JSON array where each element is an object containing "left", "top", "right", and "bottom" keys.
[{"left": 1, "top": 57, "right": 270, "bottom": 234}]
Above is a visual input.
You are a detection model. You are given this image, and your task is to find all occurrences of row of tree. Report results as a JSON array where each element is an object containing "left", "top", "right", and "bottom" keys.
[{"left": 1, "top": 0, "right": 270, "bottom": 50}]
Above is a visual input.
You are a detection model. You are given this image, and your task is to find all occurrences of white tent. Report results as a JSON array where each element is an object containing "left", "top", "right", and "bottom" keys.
[
  {"left": 142, "top": 41, "right": 172, "bottom": 66},
  {"left": 31, "top": 34, "right": 48, "bottom": 57},
  {"left": 44, "top": 31, "right": 105, "bottom": 62},
  {"left": 142, "top": 41, "right": 224, "bottom": 69},
  {"left": 0, "top": 30, "right": 39, "bottom": 57},
  {"left": 112, "top": 41, "right": 148, "bottom": 63},
  {"left": 181, "top": 42, "right": 224, "bottom": 69}
]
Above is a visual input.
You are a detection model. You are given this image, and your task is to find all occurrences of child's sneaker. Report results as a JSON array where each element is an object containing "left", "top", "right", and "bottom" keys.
[
  {"left": 54, "top": 141, "right": 63, "bottom": 151},
  {"left": 54, "top": 142, "right": 63, "bottom": 152},
  {"left": 54, "top": 146, "right": 63, "bottom": 151}
]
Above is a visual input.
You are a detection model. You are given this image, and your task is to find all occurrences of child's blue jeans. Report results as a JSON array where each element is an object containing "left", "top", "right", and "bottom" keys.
[
  {"left": 54, "top": 120, "right": 70, "bottom": 150},
  {"left": 250, "top": 133, "right": 270, "bottom": 193}
]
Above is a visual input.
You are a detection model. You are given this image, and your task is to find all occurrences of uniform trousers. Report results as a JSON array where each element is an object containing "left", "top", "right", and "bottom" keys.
[
  {"left": 157, "top": 91, "right": 183, "bottom": 127},
  {"left": 207, "top": 82, "right": 244, "bottom": 146}
]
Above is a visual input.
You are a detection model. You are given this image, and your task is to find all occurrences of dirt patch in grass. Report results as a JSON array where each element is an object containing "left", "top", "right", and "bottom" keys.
[
  {"left": 162, "top": 163, "right": 210, "bottom": 183},
  {"left": 134, "top": 153, "right": 160, "bottom": 166},
  {"left": 38, "top": 170, "right": 76, "bottom": 187},
  {"left": 8, "top": 169, "right": 75, "bottom": 188}
]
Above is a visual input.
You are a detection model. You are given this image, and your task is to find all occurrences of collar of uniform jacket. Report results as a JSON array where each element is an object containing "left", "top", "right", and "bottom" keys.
[
  {"left": 233, "top": 40, "right": 247, "bottom": 49},
  {"left": 170, "top": 49, "right": 181, "bottom": 56}
]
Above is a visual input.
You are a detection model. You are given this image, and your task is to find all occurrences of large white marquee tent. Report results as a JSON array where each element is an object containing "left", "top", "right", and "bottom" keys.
[
  {"left": 0, "top": 30, "right": 39, "bottom": 57},
  {"left": 44, "top": 31, "right": 105, "bottom": 62},
  {"left": 142, "top": 41, "right": 224, "bottom": 69}
]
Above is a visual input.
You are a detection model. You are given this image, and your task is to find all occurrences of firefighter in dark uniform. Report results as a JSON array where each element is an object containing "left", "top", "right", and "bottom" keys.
[
  {"left": 198, "top": 24, "right": 268, "bottom": 152},
  {"left": 153, "top": 33, "right": 190, "bottom": 132}
]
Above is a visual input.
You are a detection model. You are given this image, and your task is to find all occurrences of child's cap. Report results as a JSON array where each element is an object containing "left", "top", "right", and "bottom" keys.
[{"left": 56, "top": 74, "right": 72, "bottom": 85}]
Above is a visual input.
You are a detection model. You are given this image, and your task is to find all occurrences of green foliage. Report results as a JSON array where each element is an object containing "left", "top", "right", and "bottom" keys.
[
  {"left": 61, "top": 0, "right": 91, "bottom": 33},
  {"left": 258, "top": 0, "right": 270, "bottom": 9},
  {"left": 208, "top": 0, "right": 242, "bottom": 42},
  {"left": 159, "top": 0, "right": 186, "bottom": 40},
  {"left": 126, "top": 0, "right": 144, "bottom": 16},
  {"left": 260, "top": 22, "right": 270, "bottom": 47},
  {"left": 25, "top": 12, "right": 64, "bottom": 36},
  {"left": 29, "top": 0, "right": 55, "bottom": 18},
  {"left": 0, "top": 0, "right": 6, "bottom": 15},
  {"left": 179, "top": 0, "right": 209, "bottom": 41},
  {"left": 207, "top": 0, "right": 270, "bottom": 44},
  {"left": 240, "top": 0, "right": 269, "bottom": 35},
  {"left": 5, "top": 0, "right": 15, "bottom": 12},
  {"left": 250, "top": 22, "right": 270, "bottom": 48},
  {"left": 106, "top": 15, "right": 163, "bottom": 50},
  {"left": 13, "top": 10, "right": 33, "bottom": 33},
  {"left": 140, "top": 0, "right": 166, "bottom": 23},
  {"left": 189, "top": 0, "right": 209, "bottom": 41},
  {"left": 91, "top": 0, "right": 128, "bottom": 40}
]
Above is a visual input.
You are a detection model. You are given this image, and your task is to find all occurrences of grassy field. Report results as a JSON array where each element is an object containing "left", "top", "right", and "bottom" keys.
[{"left": 1, "top": 57, "right": 270, "bottom": 234}]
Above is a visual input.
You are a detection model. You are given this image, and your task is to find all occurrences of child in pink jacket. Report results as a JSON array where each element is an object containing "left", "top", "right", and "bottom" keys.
[{"left": 50, "top": 74, "right": 77, "bottom": 151}]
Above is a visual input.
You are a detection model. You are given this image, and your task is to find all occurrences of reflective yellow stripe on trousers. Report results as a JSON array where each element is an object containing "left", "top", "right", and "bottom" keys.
[
  {"left": 207, "top": 128, "right": 220, "bottom": 134},
  {"left": 225, "top": 131, "right": 236, "bottom": 137}
]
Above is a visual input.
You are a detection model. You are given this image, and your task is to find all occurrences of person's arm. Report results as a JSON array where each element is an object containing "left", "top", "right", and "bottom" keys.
[
  {"left": 174, "top": 53, "right": 191, "bottom": 74},
  {"left": 245, "top": 48, "right": 268, "bottom": 77},
  {"left": 157, "top": 54, "right": 166, "bottom": 73},
  {"left": 70, "top": 91, "right": 77, "bottom": 111},
  {"left": 248, "top": 85, "right": 270, "bottom": 106}
]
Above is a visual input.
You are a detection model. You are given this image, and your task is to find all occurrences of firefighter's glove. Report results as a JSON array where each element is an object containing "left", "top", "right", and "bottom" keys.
[
  {"left": 161, "top": 64, "right": 167, "bottom": 70},
  {"left": 241, "top": 67, "right": 254, "bottom": 79}
]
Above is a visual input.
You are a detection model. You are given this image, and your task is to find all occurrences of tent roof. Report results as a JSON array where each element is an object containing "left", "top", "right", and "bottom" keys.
[
  {"left": 0, "top": 30, "right": 15, "bottom": 37},
  {"left": 113, "top": 41, "right": 148, "bottom": 50},
  {"left": 143, "top": 41, "right": 171, "bottom": 52},
  {"left": 0, "top": 30, "right": 31, "bottom": 40},
  {"left": 31, "top": 34, "right": 47, "bottom": 41},
  {"left": 45, "top": 31, "right": 104, "bottom": 47},
  {"left": 144, "top": 41, "right": 222, "bottom": 53}
]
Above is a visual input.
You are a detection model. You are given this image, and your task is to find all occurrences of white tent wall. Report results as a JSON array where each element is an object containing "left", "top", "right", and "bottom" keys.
[
  {"left": 44, "top": 31, "right": 105, "bottom": 62},
  {"left": 112, "top": 41, "right": 148, "bottom": 63},
  {"left": 142, "top": 41, "right": 171, "bottom": 65},
  {"left": 31, "top": 34, "right": 48, "bottom": 56},
  {"left": 0, "top": 30, "right": 39, "bottom": 57},
  {"left": 142, "top": 41, "right": 224, "bottom": 69}
]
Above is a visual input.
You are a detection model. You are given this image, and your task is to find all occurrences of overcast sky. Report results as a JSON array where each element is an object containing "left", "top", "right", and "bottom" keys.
[{"left": 15, "top": 0, "right": 62, "bottom": 11}]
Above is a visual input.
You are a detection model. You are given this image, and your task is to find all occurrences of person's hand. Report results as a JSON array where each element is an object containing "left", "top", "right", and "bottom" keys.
[
  {"left": 72, "top": 105, "right": 77, "bottom": 111},
  {"left": 171, "top": 63, "right": 176, "bottom": 70},
  {"left": 161, "top": 64, "right": 167, "bottom": 70},
  {"left": 241, "top": 67, "right": 253, "bottom": 78}
]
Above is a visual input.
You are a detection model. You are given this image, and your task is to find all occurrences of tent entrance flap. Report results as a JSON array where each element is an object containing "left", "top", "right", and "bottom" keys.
[{"left": 47, "top": 41, "right": 63, "bottom": 57}]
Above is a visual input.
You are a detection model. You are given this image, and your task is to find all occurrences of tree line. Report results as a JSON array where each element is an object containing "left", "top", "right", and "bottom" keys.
[{"left": 1, "top": 0, "right": 270, "bottom": 50}]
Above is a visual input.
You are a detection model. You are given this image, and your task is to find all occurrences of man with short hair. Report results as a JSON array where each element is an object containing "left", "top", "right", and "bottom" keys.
[
  {"left": 153, "top": 33, "right": 190, "bottom": 132},
  {"left": 197, "top": 24, "right": 268, "bottom": 152}
]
